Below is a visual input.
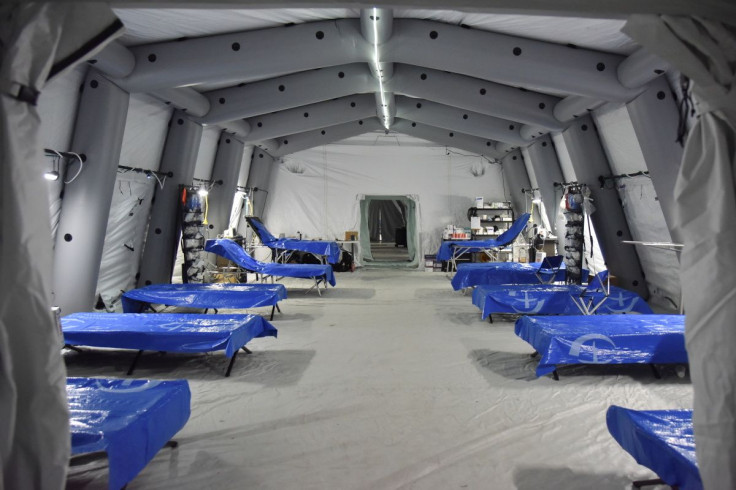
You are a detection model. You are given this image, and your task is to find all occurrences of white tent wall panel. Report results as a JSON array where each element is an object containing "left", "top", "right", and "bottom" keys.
[
  {"left": 194, "top": 126, "right": 221, "bottom": 180},
  {"left": 591, "top": 102, "right": 679, "bottom": 307},
  {"left": 37, "top": 64, "right": 87, "bottom": 245},
  {"left": 119, "top": 93, "right": 172, "bottom": 171},
  {"left": 591, "top": 102, "right": 649, "bottom": 174},
  {"left": 264, "top": 142, "right": 506, "bottom": 262},
  {"left": 95, "top": 173, "right": 156, "bottom": 309}
]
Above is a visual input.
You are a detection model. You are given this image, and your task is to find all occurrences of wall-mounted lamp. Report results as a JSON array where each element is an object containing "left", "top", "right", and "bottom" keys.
[
  {"left": 44, "top": 150, "right": 61, "bottom": 181},
  {"left": 197, "top": 187, "right": 209, "bottom": 197}
]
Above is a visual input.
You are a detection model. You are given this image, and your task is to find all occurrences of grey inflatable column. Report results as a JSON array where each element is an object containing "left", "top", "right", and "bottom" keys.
[
  {"left": 626, "top": 78, "right": 683, "bottom": 242},
  {"left": 501, "top": 150, "right": 532, "bottom": 217},
  {"left": 562, "top": 115, "right": 647, "bottom": 297},
  {"left": 206, "top": 134, "right": 245, "bottom": 238},
  {"left": 52, "top": 70, "right": 129, "bottom": 314},
  {"left": 524, "top": 135, "right": 564, "bottom": 232},
  {"left": 246, "top": 151, "right": 276, "bottom": 218},
  {"left": 137, "top": 110, "right": 203, "bottom": 286}
]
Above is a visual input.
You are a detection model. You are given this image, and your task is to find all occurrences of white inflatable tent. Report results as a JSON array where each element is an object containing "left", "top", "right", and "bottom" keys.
[{"left": 1, "top": 2, "right": 735, "bottom": 489}]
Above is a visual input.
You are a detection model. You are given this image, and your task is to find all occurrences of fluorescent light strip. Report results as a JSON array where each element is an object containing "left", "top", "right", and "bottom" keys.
[{"left": 373, "top": 8, "right": 390, "bottom": 129}]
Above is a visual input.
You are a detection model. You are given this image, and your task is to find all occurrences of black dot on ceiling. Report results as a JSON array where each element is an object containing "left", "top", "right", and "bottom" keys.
[
  {"left": 226, "top": 138, "right": 231, "bottom": 144},
  {"left": 219, "top": 97, "right": 226, "bottom": 104},
  {"left": 80, "top": 154, "right": 87, "bottom": 162},
  {"left": 480, "top": 88, "right": 486, "bottom": 95},
  {"left": 259, "top": 153, "right": 264, "bottom": 158},
  {"left": 542, "top": 141, "right": 547, "bottom": 147},
  {"left": 581, "top": 124, "right": 588, "bottom": 131},
  {"left": 596, "top": 62, "right": 606, "bottom": 71},
  {"left": 416, "top": 103, "right": 422, "bottom": 108},
  {"left": 315, "top": 31, "right": 324, "bottom": 39},
  {"left": 147, "top": 54, "right": 157, "bottom": 62},
  {"left": 321, "top": 130, "right": 326, "bottom": 135},
  {"left": 420, "top": 73, "right": 427, "bottom": 80},
  {"left": 338, "top": 71, "right": 345, "bottom": 78},
  {"left": 429, "top": 31, "right": 438, "bottom": 39},
  {"left": 513, "top": 47, "right": 522, "bottom": 56},
  {"left": 283, "top": 139, "right": 288, "bottom": 144},
  {"left": 304, "top": 112, "right": 309, "bottom": 118},
  {"left": 155, "top": 228, "right": 162, "bottom": 235},
  {"left": 654, "top": 69, "right": 664, "bottom": 75},
  {"left": 64, "top": 233, "right": 72, "bottom": 242},
  {"left": 616, "top": 230, "right": 623, "bottom": 237},
  {"left": 177, "top": 118, "right": 184, "bottom": 125},
  {"left": 257, "top": 122, "right": 262, "bottom": 127},
  {"left": 486, "top": 142, "right": 491, "bottom": 146},
  {"left": 512, "top": 156, "right": 517, "bottom": 160},
  {"left": 632, "top": 280, "right": 639, "bottom": 287},
  {"left": 350, "top": 102, "right": 356, "bottom": 107},
  {"left": 656, "top": 91, "right": 666, "bottom": 100},
  {"left": 462, "top": 114, "right": 468, "bottom": 120},
  {"left": 232, "top": 42, "right": 240, "bottom": 51},
  {"left": 449, "top": 132, "right": 454, "bottom": 137},
  {"left": 90, "top": 80, "right": 98, "bottom": 89},
  {"left": 278, "top": 85, "right": 285, "bottom": 92},
  {"left": 358, "top": 120, "right": 363, "bottom": 125},
  {"left": 411, "top": 122, "right": 416, "bottom": 127},
  {"left": 539, "top": 102, "right": 546, "bottom": 109},
  {"left": 509, "top": 125, "right": 515, "bottom": 130}
]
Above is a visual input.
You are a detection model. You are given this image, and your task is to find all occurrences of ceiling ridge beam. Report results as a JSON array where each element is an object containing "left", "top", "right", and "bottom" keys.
[
  {"left": 392, "top": 119, "right": 505, "bottom": 160},
  {"left": 268, "top": 118, "right": 383, "bottom": 157}
]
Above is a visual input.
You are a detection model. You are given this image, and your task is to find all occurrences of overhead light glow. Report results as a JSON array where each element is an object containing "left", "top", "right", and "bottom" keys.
[
  {"left": 197, "top": 187, "right": 209, "bottom": 197},
  {"left": 372, "top": 8, "right": 390, "bottom": 130},
  {"left": 44, "top": 170, "right": 59, "bottom": 181}
]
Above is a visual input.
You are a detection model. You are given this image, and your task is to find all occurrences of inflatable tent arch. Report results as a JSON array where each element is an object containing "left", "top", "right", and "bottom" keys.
[{"left": 2, "top": 3, "right": 736, "bottom": 489}]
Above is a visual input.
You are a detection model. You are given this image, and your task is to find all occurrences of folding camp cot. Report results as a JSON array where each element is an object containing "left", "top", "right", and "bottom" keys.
[
  {"left": 62, "top": 312, "right": 278, "bottom": 376},
  {"left": 246, "top": 216, "right": 341, "bottom": 264},
  {"left": 436, "top": 213, "right": 531, "bottom": 272},
  {"left": 515, "top": 314, "right": 687, "bottom": 379},
  {"left": 450, "top": 255, "right": 566, "bottom": 290},
  {"left": 69, "top": 377, "right": 191, "bottom": 490},
  {"left": 472, "top": 270, "right": 652, "bottom": 322},
  {"left": 122, "top": 283, "right": 287, "bottom": 320},
  {"left": 205, "top": 238, "right": 336, "bottom": 295},
  {"left": 607, "top": 405, "right": 701, "bottom": 489}
]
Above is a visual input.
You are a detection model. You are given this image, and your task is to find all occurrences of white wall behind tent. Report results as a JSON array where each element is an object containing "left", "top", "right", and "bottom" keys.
[{"left": 263, "top": 132, "right": 507, "bottom": 263}]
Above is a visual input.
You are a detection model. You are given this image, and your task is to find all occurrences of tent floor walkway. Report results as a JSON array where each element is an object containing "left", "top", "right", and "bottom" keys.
[{"left": 65, "top": 269, "right": 691, "bottom": 490}]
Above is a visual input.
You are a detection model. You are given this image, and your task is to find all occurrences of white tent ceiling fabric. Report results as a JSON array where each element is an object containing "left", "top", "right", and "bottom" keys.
[
  {"left": 113, "top": 8, "right": 638, "bottom": 55},
  {"left": 265, "top": 141, "right": 507, "bottom": 262}
]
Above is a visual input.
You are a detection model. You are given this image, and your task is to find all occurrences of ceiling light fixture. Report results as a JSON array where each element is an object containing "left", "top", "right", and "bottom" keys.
[{"left": 372, "top": 8, "right": 390, "bottom": 130}]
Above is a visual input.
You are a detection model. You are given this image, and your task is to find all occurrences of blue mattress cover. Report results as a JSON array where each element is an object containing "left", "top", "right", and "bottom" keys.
[
  {"left": 205, "top": 239, "right": 336, "bottom": 286},
  {"left": 436, "top": 213, "right": 530, "bottom": 261},
  {"left": 121, "top": 283, "right": 287, "bottom": 313},
  {"left": 451, "top": 261, "right": 566, "bottom": 290},
  {"left": 472, "top": 284, "right": 653, "bottom": 318},
  {"left": 248, "top": 217, "right": 341, "bottom": 264},
  {"left": 69, "top": 377, "right": 191, "bottom": 490},
  {"left": 515, "top": 314, "right": 687, "bottom": 376},
  {"left": 607, "top": 406, "right": 701, "bottom": 490},
  {"left": 63, "top": 313, "right": 278, "bottom": 358}
]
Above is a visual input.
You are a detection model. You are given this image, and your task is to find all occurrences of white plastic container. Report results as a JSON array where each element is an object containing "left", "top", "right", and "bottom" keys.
[{"left": 475, "top": 197, "right": 484, "bottom": 208}]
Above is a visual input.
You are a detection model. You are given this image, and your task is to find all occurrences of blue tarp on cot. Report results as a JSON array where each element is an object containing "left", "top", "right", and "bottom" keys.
[
  {"left": 69, "top": 377, "right": 191, "bottom": 490},
  {"left": 436, "top": 213, "right": 531, "bottom": 261},
  {"left": 205, "top": 239, "right": 336, "bottom": 286},
  {"left": 62, "top": 313, "right": 277, "bottom": 358},
  {"left": 515, "top": 315, "right": 687, "bottom": 376},
  {"left": 472, "top": 284, "right": 653, "bottom": 319},
  {"left": 607, "top": 406, "right": 701, "bottom": 490},
  {"left": 121, "top": 283, "right": 287, "bottom": 313},
  {"left": 248, "top": 217, "right": 341, "bottom": 264},
  {"left": 450, "top": 261, "right": 566, "bottom": 290}
]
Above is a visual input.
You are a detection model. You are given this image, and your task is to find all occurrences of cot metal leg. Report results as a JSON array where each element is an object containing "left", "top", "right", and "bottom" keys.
[
  {"left": 649, "top": 364, "right": 662, "bottom": 379},
  {"left": 552, "top": 369, "right": 559, "bottom": 381},
  {"left": 270, "top": 305, "right": 275, "bottom": 321},
  {"left": 632, "top": 478, "right": 670, "bottom": 488},
  {"left": 275, "top": 303, "right": 281, "bottom": 313},
  {"left": 165, "top": 440, "right": 179, "bottom": 449},
  {"left": 225, "top": 351, "right": 239, "bottom": 377},
  {"left": 488, "top": 314, "right": 493, "bottom": 324},
  {"left": 127, "top": 350, "right": 144, "bottom": 375},
  {"left": 242, "top": 346, "right": 252, "bottom": 354}
]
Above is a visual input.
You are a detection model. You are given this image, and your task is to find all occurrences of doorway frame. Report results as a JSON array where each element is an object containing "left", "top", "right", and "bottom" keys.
[{"left": 359, "top": 195, "right": 419, "bottom": 268}]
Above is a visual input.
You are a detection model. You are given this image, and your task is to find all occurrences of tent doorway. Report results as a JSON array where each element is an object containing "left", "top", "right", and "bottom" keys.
[{"left": 359, "top": 196, "right": 418, "bottom": 268}]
